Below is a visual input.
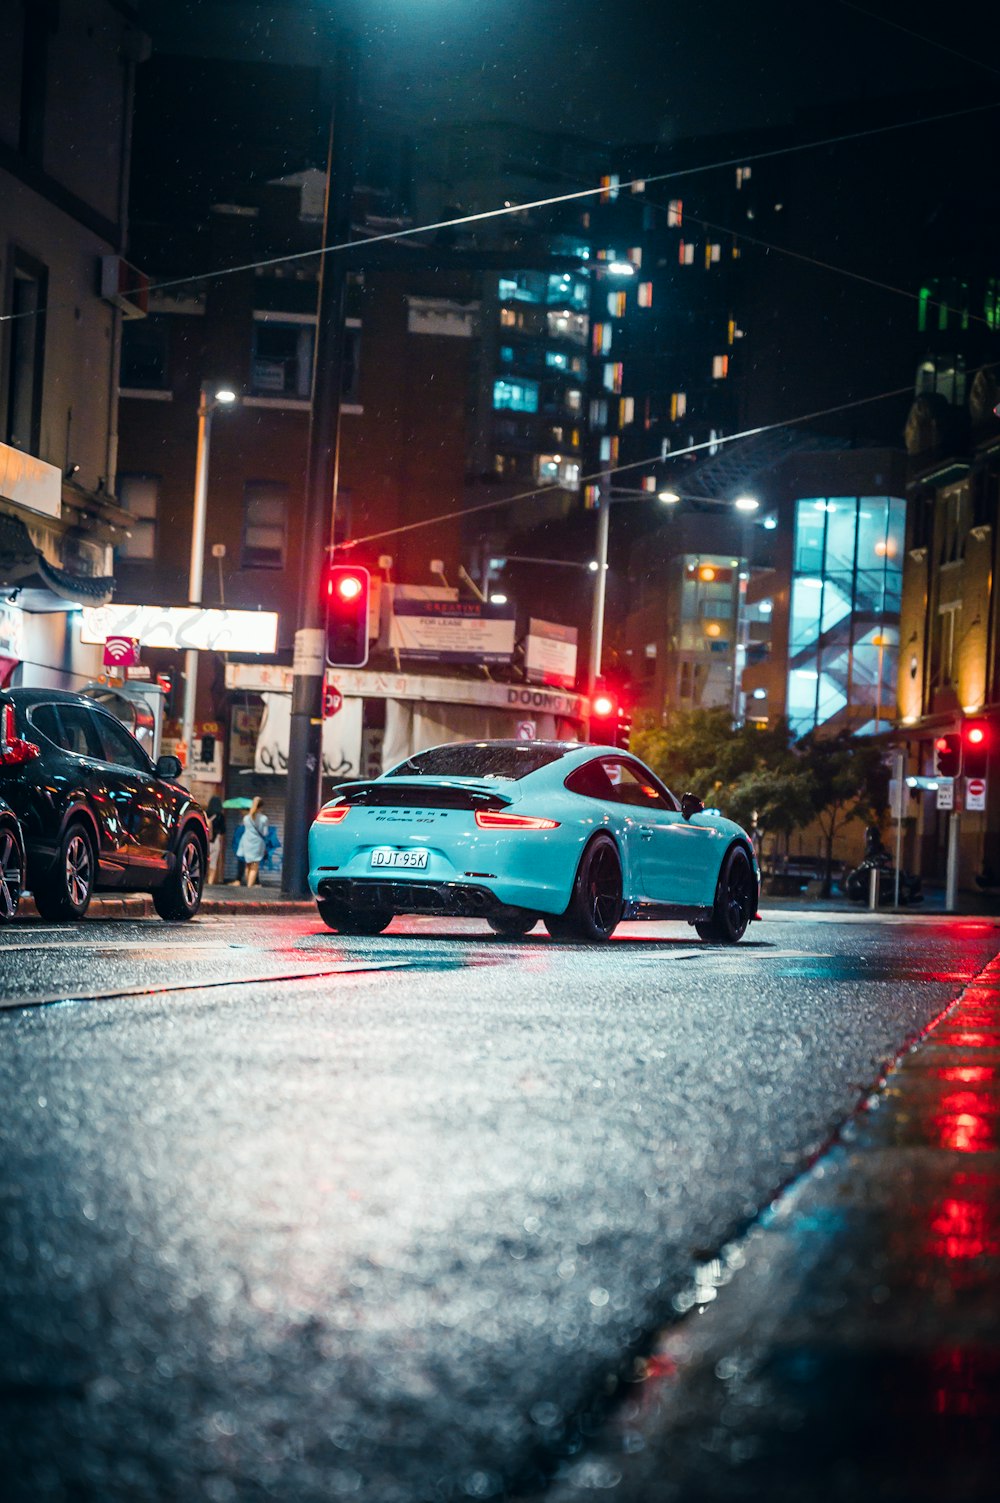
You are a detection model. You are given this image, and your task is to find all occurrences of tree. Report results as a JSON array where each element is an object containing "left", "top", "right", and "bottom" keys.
[{"left": 799, "top": 732, "right": 889, "bottom": 896}]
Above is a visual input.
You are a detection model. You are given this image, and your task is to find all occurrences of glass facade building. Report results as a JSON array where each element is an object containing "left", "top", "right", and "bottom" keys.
[{"left": 787, "top": 495, "right": 906, "bottom": 737}]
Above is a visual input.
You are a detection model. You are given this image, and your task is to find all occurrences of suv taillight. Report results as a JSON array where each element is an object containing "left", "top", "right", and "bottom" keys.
[{"left": 0, "top": 704, "right": 40, "bottom": 767}]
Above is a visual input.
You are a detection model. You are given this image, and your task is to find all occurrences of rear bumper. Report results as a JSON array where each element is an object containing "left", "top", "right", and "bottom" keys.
[{"left": 316, "top": 875, "right": 505, "bottom": 917}]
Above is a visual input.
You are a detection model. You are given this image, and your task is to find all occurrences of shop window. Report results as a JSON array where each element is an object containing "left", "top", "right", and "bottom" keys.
[
  {"left": 251, "top": 316, "right": 315, "bottom": 399},
  {"left": 493, "top": 378, "right": 539, "bottom": 412},
  {"left": 4, "top": 252, "right": 47, "bottom": 453},
  {"left": 242, "top": 480, "right": 288, "bottom": 569},
  {"left": 120, "top": 316, "right": 170, "bottom": 390},
  {"left": 118, "top": 475, "right": 159, "bottom": 560}
]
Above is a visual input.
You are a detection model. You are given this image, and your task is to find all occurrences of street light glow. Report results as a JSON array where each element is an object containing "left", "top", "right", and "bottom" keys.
[
  {"left": 657, "top": 489, "right": 681, "bottom": 504},
  {"left": 607, "top": 261, "right": 636, "bottom": 276},
  {"left": 214, "top": 387, "right": 238, "bottom": 405},
  {"left": 734, "top": 495, "right": 759, "bottom": 512}
]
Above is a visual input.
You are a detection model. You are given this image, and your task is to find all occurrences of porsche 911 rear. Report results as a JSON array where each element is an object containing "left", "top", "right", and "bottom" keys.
[{"left": 307, "top": 779, "right": 573, "bottom": 919}]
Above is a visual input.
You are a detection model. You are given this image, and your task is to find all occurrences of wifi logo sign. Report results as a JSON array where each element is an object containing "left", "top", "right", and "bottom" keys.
[{"left": 102, "top": 635, "right": 140, "bottom": 668}]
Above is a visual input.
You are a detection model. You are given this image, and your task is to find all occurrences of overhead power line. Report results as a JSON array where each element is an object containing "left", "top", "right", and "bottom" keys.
[
  {"left": 2, "top": 97, "right": 999, "bottom": 325},
  {"left": 835, "top": 1, "right": 1000, "bottom": 81}
]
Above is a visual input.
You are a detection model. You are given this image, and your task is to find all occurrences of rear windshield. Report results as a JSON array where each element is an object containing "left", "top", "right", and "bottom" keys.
[{"left": 386, "top": 744, "right": 565, "bottom": 781}]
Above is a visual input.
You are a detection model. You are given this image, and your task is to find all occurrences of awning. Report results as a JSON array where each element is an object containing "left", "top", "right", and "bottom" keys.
[{"left": 0, "top": 510, "right": 115, "bottom": 612}]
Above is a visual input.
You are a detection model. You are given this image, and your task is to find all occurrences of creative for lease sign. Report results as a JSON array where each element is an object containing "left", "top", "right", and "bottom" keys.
[
  {"left": 388, "top": 599, "right": 515, "bottom": 664},
  {"left": 82, "top": 604, "right": 278, "bottom": 654}
]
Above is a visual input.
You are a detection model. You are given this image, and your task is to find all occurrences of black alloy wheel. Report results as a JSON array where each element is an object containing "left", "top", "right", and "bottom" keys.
[
  {"left": 33, "top": 821, "right": 96, "bottom": 921},
  {"left": 0, "top": 824, "right": 24, "bottom": 922},
  {"left": 153, "top": 830, "right": 206, "bottom": 921},
  {"left": 487, "top": 906, "right": 540, "bottom": 936},
  {"left": 544, "top": 833, "right": 623, "bottom": 942},
  {"left": 695, "top": 844, "right": 756, "bottom": 944},
  {"left": 317, "top": 898, "right": 393, "bottom": 935}
]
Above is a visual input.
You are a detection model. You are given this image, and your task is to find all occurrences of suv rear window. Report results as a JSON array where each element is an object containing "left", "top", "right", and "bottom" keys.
[{"left": 387, "top": 744, "right": 565, "bottom": 780}]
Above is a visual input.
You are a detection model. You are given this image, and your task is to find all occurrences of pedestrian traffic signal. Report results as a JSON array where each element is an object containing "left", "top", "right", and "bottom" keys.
[
  {"left": 962, "top": 720, "right": 990, "bottom": 779},
  {"left": 933, "top": 733, "right": 961, "bottom": 779},
  {"left": 325, "top": 564, "right": 370, "bottom": 667}
]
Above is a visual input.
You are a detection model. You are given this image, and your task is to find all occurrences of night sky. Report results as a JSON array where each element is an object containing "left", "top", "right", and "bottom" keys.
[{"left": 135, "top": 0, "right": 991, "bottom": 146}]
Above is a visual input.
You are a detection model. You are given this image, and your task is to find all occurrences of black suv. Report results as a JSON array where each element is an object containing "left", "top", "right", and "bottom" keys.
[{"left": 0, "top": 688, "right": 209, "bottom": 921}]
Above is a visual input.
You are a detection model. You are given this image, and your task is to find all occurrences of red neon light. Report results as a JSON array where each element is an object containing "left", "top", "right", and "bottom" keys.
[
  {"left": 316, "top": 804, "right": 350, "bottom": 823},
  {"left": 475, "top": 809, "right": 560, "bottom": 830}
]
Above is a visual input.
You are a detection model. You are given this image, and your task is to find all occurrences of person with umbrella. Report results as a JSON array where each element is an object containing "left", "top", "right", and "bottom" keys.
[{"left": 223, "top": 796, "right": 252, "bottom": 884}]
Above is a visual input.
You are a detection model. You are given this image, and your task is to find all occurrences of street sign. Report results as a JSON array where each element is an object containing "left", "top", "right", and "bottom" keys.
[
  {"left": 966, "top": 776, "right": 987, "bottom": 811},
  {"left": 103, "top": 635, "right": 140, "bottom": 668},
  {"left": 323, "top": 685, "right": 343, "bottom": 719},
  {"left": 936, "top": 780, "right": 954, "bottom": 810},
  {"left": 516, "top": 720, "right": 537, "bottom": 740}
]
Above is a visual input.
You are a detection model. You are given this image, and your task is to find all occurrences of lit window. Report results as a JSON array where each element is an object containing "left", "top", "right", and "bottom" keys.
[
  {"left": 628, "top": 247, "right": 642, "bottom": 268},
  {"left": 678, "top": 241, "right": 695, "bottom": 266},
  {"left": 736, "top": 166, "right": 752, "bottom": 188},
  {"left": 619, "top": 396, "right": 635, "bottom": 425},
  {"left": 600, "top": 436, "right": 619, "bottom": 463},
  {"left": 251, "top": 316, "right": 315, "bottom": 399},
  {"left": 242, "top": 480, "right": 288, "bottom": 569},
  {"left": 546, "top": 309, "right": 588, "bottom": 345},
  {"left": 603, "top": 362, "right": 624, "bottom": 393},
  {"left": 671, "top": 392, "right": 687, "bottom": 420},
  {"left": 667, "top": 199, "right": 683, "bottom": 226},
  {"left": 727, "top": 319, "right": 736, "bottom": 346},
  {"left": 712, "top": 355, "right": 729, "bottom": 379},
  {"left": 600, "top": 173, "right": 620, "bottom": 202},
  {"left": 631, "top": 178, "right": 646, "bottom": 194},
  {"left": 500, "top": 307, "right": 521, "bottom": 329},
  {"left": 589, "top": 398, "right": 608, "bottom": 426},
  {"left": 118, "top": 474, "right": 159, "bottom": 560},
  {"left": 565, "top": 388, "right": 582, "bottom": 412},
  {"left": 607, "top": 291, "right": 626, "bottom": 318},
  {"left": 704, "top": 243, "right": 721, "bottom": 268},
  {"left": 638, "top": 282, "right": 653, "bottom": 308},
  {"left": 536, "top": 454, "right": 580, "bottom": 489},
  {"left": 500, "top": 344, "right": 516, "bottom": 363},
  {"left": 493, "top": 378, "right": 539, "bottom": 412},
  {"left": 545, "top": 350, "right": 568, "bottom": 370}
]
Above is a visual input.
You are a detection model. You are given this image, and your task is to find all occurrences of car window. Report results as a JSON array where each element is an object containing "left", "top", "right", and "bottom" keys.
[
  {"left": 600, "top": 758, "right": 676, "bottom": 811},
  {"left": 93, "top": 710, "right": 151, "bottom": 772},
  {"left": 54, "top": 703, "right": 106, "bottom": 759},
  {"left": 27, "top": 703, "right": 64, "bottom": 747},
  {"left": 387, "top": 744, "right": 566, "bottom": 780},
  {"left": 564, "top": 760, "right": 616, "bottom": 800}
]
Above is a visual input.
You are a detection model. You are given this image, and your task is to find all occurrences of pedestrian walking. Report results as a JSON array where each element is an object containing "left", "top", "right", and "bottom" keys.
[
  {"left": 240, "top": 797, "right": 268, "bottom": 887},
  {"left": 206, "top": 796, "right": 227, "bottom": 884}
]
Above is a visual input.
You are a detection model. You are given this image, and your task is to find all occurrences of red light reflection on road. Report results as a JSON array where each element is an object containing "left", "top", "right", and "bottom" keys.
[
  {"left": 926, "top": 1196, "right": 999, "bottom": 1261},
  {"left": 931, "top": 1089, "right": 998, "bottom": 1152},
  {"left": 935, "top": 1065, "right": 996, "bottom": 1085}
]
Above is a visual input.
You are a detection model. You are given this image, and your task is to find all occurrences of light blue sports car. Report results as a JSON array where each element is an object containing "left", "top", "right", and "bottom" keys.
[{"left": 308, "top": 740, "right": 759, "bottom": 943}]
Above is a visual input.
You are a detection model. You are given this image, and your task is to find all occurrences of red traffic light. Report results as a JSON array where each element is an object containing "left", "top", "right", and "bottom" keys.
[
  {"left": 962, "top": 720, "right": 990, "bottom": 778},
  {"left": 933, "top": 733, "right": 961, "bottom": 778},
  {"left": 592, "top": 693, "right": 615, "bottom": 718},
  {"left": 325, "top": 564, "right": 371, "bottom": 668}
]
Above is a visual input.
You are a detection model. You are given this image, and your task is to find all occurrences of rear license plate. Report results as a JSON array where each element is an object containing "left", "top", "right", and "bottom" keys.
[{"left": 370, "top": 847, "right": 429, "bottom": 870}]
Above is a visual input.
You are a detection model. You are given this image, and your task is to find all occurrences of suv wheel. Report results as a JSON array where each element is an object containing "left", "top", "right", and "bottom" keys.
[
  {"left": 0, "top": 824, "right": 24, "bottom": 922},
  {"left": 153, "top": 829, "right": 205, "bottom": 921},
  {"left": 33, "top": 822, "right": 96, "bottom": 921}
]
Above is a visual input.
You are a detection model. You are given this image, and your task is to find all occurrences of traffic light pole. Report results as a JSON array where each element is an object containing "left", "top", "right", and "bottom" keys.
[{"left": 282, "top": 34, "right": 357, "bottom": 897}]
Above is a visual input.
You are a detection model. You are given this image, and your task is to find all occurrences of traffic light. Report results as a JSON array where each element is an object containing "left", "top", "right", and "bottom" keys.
[
  {"left": 933, "top": 733, "right": 961, "bottom": 779},
  {"left": 590, "top": 691, "right": 631, "bottom": 749},
  {"left": 963, "top": 720, "right": 990, "bottom": 779},
  {"left": 325, "top": 564, "right": 370, "bottom": 667}
]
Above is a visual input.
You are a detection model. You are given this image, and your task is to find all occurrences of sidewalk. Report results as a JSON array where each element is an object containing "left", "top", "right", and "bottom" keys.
[
  {"left": 547, "top": 950, "right": 1000, "bottom": 1501},
  {"left": 16, "top": 883, "right": 315, "bottom": 921}
]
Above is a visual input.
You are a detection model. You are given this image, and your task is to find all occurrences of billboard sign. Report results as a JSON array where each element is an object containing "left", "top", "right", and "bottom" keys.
[
  {"left": 525, "top": 617, "right": 578, "bottom": 690},
  {"left": 82, "top": 604, "right": 278, "bottom": 655},
  {"left": 388, "top": 599, "right": 515, "bottom": 664}
]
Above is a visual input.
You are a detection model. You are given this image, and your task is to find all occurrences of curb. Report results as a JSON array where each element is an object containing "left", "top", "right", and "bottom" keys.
[{"left": 17, "top": 894, "right": 317, "bottom": 921}]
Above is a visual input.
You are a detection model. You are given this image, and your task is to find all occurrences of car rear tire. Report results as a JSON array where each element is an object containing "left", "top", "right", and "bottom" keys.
[
  {"left": 153, "top": 829, "right": 206, "bottom": 921},
  {"left": 487, "top": 907, "right": 539, "bottom": 936},
  {"left": 317, "top": 897, "right": 393, "bottom": 935},
  {"left": 544, "top": 833, "right": 623, "bottom": 942},
  {"left": 695, "top": 844, "right": 756, "bottom": 944},
  {"left": 0, "top": 823, "right": 24, "bottom": 922},
  {"left": 33, "top": 821, "right": 96, "bottom": 922}
]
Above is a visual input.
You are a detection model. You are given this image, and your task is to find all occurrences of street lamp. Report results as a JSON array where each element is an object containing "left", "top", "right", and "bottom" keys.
[{"left": 181, "top": 383, "right": 238, "bottom": 770}]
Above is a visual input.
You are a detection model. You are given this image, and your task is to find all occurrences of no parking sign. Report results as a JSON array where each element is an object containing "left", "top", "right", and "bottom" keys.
[{"left": 966, "top": 776, "right": 987, "bottom": 811}]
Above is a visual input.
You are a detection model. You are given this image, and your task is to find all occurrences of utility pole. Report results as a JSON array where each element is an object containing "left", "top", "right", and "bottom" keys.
[
  {"left": 282, "top": 34, "right": 358, "bottom": 897},
  {"left": 586, "top": 474, "right": 612, "bottom": 738}
]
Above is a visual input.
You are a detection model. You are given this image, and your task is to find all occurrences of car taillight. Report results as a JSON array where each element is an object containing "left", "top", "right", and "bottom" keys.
[
  {"left": 0, "top": 704, "right": 40, "bottom": 767},
  {"left": 316, "top": 804, "right": 350, "bottom": 823},
  {"left": 474, "top": 809, "right": 559, "bottom": 830}
]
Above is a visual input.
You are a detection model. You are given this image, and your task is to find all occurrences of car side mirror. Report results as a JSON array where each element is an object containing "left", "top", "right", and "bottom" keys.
[
  {"left": 155, "top": 753, "right": 183, "bottom": 780},
  {"left": 680, "top": 792, "right": 704, "bottom": 821}
]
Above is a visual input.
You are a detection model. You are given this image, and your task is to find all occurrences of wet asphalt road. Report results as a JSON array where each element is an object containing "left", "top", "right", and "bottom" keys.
[{"left": 1, "top": 911, "right": 998, "bottom": 1501}]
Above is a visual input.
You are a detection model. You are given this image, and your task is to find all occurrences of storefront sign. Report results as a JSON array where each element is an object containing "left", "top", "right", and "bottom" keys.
[
  {"left": 525, "top": 617, "right": 578, "bottom": 690},
  {"left": 103, "top": 635, "right": 141, "bottom": 668},
  {"left": 0, "top": 442, "right": 61, "bottom": 520},
  {"left": 0, "top": 599, "right": 24, "bottom": 659},
  {"left": 82, "top": 604, "right": 278, "bottom": 654},
  {"left": 388, "top": 600, "right": 515, "bottom": 664},
  {"left": 255, "top": 691, "right": 362, "bottom": 778}
]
